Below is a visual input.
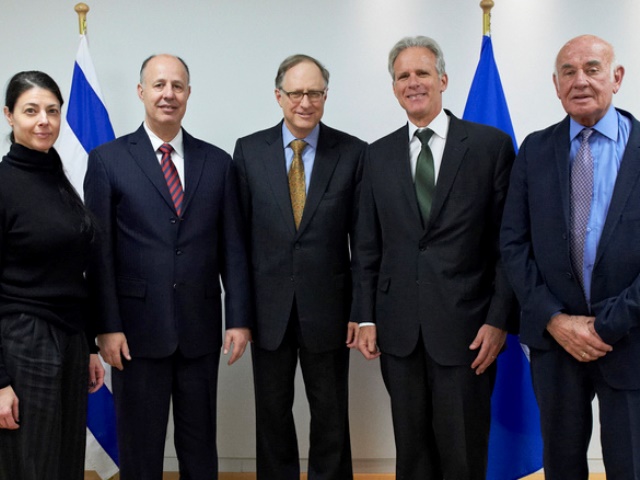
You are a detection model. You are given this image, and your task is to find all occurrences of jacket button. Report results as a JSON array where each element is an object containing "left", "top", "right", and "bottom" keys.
[{"left": 176, "top": 249, "right": 183, "bottom": 256}]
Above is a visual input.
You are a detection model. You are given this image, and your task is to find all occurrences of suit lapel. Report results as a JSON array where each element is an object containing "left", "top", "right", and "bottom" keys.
[
  {"left": 427, "top": 114, "right": 466, "bottom": 231},
  {"left": 385, "top": 125, "right": 423, "bottom": 228},
  {"left": 297, "top": 124, "right": 340, "bottom": 236},
  {"left": 127, "top": 125, "right": 177, "bottom": 213},
  {"left": 181, "top": 130, "right": 205, "bottom": 216},
  {"left": 262, "top": 125, "right": 298, "bottom": 235},
  {"left": 553, "top": 118, "right": 572, "bottom": 234},
  {"left": 596, "top": 114, "right": 640, "bottom": 264}
]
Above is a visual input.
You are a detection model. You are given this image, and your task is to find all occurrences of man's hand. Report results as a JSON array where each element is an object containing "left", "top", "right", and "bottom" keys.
[
  {"left": 547, "top": 313, "right": 612, "bottom": 362},
  {"left": 223, "top": 327, "right": 252, "bottom": 365},
  {"left": 357, "top": 325, "right": 381, "bottom": 360},
  {"left": 88, "top": 353, "right": 106, "bottom": 393},
  {"left": 346, "top": 322, "right": 359, "bottom": 348},
  {"left": 0, "top": 385, "right": 19, "bottom": 430},
  {"left": 97, "top": 332, "right": 131, "bottom": 371},
  {"left": 469, "top": 324, "right": 507, "bottom": 375}
]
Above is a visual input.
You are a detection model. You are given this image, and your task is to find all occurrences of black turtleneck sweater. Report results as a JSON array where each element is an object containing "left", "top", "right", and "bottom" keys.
[{"left": 0, "top": 143, "right": 93, "bottom": 388}]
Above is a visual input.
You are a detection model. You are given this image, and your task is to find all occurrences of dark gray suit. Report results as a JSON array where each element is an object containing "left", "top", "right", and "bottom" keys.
[
  {"left": 85, "top": 125, "right": 250, "bottom": 480},
  {"left": 357, "top": 111, "right": 516, "bottom": 479},
  {"left": 233, "top": 122, "right": 365, "bottom": 480}
]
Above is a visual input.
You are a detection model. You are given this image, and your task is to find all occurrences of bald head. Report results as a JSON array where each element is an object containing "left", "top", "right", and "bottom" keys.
[{"left": 553, "top": 34, "right": 624, "bottom": 126}]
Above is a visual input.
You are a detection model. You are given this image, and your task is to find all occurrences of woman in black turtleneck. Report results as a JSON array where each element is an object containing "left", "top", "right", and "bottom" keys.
[{"left": 0, "top": 71, "right": 104, "bottom": 479}]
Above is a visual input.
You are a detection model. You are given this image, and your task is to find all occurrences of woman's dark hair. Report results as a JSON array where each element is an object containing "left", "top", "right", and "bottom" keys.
[{"left": 5, "top": 71, "right": 94, "bottom": 238}]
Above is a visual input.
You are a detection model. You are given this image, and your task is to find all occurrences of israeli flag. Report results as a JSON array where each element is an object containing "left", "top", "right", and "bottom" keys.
[{"left": 56, "top": 34, "right": 119, "bottom": 480}]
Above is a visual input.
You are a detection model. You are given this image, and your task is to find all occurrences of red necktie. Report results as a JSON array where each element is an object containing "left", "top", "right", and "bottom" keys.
[{"left": 159, "top": 143, "right": 184, "bottom": 216}]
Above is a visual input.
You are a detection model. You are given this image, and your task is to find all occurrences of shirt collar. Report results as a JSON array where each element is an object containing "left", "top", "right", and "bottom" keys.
[
  {"left": 407, "top": 109, "right": 448, "bottom": 142},
  {"left": 282, "top": 122, "right": 320, "bottom": 150},
  {"left": 144, "top": 123, "right": 185, "bottom": 157},
  {"left": 569, "top": 105, "right": 618, "bottom": 142}
]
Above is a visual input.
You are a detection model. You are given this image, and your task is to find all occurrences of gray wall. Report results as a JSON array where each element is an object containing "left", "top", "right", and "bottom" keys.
[{"left": 3, "top": 0, "right": 638, "bottom": 473}]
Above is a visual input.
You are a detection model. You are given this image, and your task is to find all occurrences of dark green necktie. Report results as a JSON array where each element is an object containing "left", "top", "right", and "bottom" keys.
[{"left": 415, "top": 128, "right": 435, "bottom": 223}]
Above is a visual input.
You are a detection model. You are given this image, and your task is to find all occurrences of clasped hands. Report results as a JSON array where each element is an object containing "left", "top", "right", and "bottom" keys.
[{"left": 547, "top": 313, "right": 612, "bottom": 362}]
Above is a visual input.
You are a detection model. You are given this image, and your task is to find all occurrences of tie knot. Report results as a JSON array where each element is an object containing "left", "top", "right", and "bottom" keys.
[
  {"left": 159, "top": 143, "right": 174, "bottom": 156},
  {"left": 415, "top": 128, "right": 434, "bottom": 145},
  {"left": 580, "top": 128, "right": 594, "bottom": 143},
  {"left": 290, "top": 139, "right": 308, "bottom": 157}
]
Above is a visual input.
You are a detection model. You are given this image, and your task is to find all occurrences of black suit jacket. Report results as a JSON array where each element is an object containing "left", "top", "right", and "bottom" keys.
[
  {"left": 357, "top": 111, "right": 517, "bottom": 365},
  {"left": 233, "top": 122, "right": 366, "bottom": 352},
  {"left": 501, "top": 109, "right": 640, "bottom": 390},
  {"left": 85, "top": 125, "right": 251, "bottom": 359}
]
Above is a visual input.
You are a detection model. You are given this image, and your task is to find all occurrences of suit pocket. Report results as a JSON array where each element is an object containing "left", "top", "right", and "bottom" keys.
[
  {"left": 322, "top": 188, "right": 350, "bottom": 201},
  {"left": 116, "top": 277, "right": 147, "bottom": 299}
]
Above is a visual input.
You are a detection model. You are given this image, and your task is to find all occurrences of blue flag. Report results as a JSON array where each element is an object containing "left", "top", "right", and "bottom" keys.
[
  {"left": 463, "top": 35, "right": 544, "bottom": 480},
  {"left": 56, "top": 35, "right": 119, "bottom": 479}
]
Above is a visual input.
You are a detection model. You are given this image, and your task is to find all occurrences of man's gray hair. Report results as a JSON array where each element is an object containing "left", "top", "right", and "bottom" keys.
[
  {"left": 275, "top": 54, "right": 330, "bottom": 89},
  {"left": 388, "top": 36, "right": 446, "bottom": 81}
]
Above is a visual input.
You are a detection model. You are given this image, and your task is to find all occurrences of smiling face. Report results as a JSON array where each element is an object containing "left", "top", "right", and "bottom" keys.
[
  {"left": 4, "top": 87, "right": 61, "bottom": 152},
  {"left": 554, "top": 35, "right": 624, "bottom": 127},
  {"left": 138, "top": 54, "right": 191, "bottom": 140},
  {"left": 392, "top": 46, "right": 447, "bottom": 127},
  {"left": 275, "top": 60, "right": 327, "bottom": 138}
]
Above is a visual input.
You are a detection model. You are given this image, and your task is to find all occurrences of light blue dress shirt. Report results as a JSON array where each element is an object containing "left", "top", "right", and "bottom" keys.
[
  {"left": 282, "top": 123, "right": 320, "bottom": 195},
  {"left": 569, "top": 106, "right": 631, "bottom": 303}
]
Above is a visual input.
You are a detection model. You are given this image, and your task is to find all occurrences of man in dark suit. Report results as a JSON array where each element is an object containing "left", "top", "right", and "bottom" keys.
[
  {"left": 500, "top": 35, "right": 640, "bottom": 479},
  {"left": 233, "top": 54, "right": 365, "bottom": 480},
  {"left": 356, "top": 36, "right": 516, "bottom": 479},
  {"left": 84, "top": 54, "right": 251, "bottom": 480}
]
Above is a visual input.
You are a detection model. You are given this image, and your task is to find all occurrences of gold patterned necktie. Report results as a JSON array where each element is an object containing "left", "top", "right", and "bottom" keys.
[{"left": 289, "top": 139, "right": 308, "bottom": 229}]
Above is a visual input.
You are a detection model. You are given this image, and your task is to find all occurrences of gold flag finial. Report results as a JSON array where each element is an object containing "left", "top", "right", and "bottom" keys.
[
  {"left": 480, "top": 0, "right": 494, "bottom": 36},
  {"left": 75, "top": 3, "right": 89, "bottom": 35}
]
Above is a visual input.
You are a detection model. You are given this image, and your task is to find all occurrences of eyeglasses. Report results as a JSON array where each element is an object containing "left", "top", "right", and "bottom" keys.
[{"left": 279, "top": 88, "right": 326, "bottom": 103}]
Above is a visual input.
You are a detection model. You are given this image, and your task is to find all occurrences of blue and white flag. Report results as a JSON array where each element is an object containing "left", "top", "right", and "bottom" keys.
[
  {"left": 463, "top": 35, "right": 544, "bottom": 480},
  {"left": 56, "top": 34, "right": 119, "bottom": 480}
]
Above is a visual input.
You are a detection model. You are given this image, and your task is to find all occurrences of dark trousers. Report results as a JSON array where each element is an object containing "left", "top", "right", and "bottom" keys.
[
  {"left": 531, "top": 347, "right": 640, "bottom": 480},
  {"left": 0, "top": 313, "right": 89, "bottom": 480},
  {"left": 252, "top": 306, "right": 352, "bottom": 480},
  {"left": 380, "top": 336, "right": 496, "bottom": 480},
  {"left": 112, "top": 348, "right": 221, "bottom": 480}
]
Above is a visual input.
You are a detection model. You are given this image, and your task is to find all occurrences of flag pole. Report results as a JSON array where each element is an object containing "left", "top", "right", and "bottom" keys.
[
  {"left": 75, "top": 3, "right": 89, "bottom": 35},
  {"left": 480, "top": 0, "right": 494, "bottom": 36}
]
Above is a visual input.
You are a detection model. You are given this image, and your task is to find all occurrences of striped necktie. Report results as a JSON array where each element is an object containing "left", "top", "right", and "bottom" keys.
[{"left": 159, "top": 143, "right": 184, "bottom": 216}]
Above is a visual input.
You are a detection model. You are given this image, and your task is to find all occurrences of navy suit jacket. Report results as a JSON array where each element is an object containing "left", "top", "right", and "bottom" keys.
[
  {"left": 501, "top": 109, "right": 640, "bottom": 389},
  {"left": 357, "top": 111, "right": 517, "bottom": 365},
  {"left": 233, "top": 122, "right": 365, "bottom": 353},
  {"left": 85, "top": 125, "right": 250, "bottom": 359}
]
